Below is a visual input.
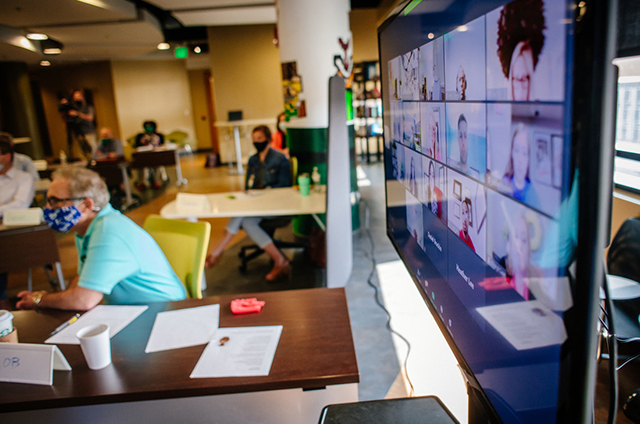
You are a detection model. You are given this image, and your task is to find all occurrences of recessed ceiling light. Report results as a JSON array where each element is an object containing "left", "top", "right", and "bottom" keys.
[
  {"left": 194, "top": 46, "right": 201, "bottom": 54},
  {"left": 40, "top": 60, "right": 51, "bottom": 66},
  {"left": 27, "top": 33, "right": 48, "bottom": 41},
  {"left": 157, "top": 42, "right": 170, "bottom": 50},
  {"left": 457, "top": 25, "right": 468, "bottom": 32},
  {"left": 428, "top": 33, "right": 434, "bottom": 39},
  {"left": 43, "top": 48, "right": 62, "bottom": 55}
]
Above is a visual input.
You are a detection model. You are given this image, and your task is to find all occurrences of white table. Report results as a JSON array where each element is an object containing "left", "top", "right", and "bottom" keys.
[{"left": 160, "top": 186, "right": 327, "bottom": 230}]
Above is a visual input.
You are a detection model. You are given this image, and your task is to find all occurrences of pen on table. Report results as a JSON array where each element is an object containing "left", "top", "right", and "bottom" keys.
[{"left": 50, "top": 313, "right": 81, "bottom": 336}]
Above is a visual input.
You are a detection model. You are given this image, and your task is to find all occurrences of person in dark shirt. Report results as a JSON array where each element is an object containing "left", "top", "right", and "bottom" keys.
[
  {"left": 134, "top": 121, "right": 166, "bottom": 190},
  {"left": 205, "top": 125, "right": 292, "bottom": 281}
]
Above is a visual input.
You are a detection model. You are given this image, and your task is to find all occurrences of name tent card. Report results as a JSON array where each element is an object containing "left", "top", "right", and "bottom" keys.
[
  {"left": 176, "top": 193, "right": 211, "bottom": 214},
  {"left": 0, "top": 343, "right": 71, "bottom": 386}
]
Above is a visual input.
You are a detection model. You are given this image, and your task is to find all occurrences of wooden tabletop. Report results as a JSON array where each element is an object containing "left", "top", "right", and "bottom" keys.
[
  {"left": 0, "top": 288, "right": 359, "bottom": 413},
  {"left": 160, "top": 187, "right": 327, "bottom": 219}
]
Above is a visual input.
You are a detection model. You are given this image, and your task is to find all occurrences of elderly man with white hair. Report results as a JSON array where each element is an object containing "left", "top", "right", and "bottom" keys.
[{"left": 17, "top": 167, "right": 186, "bottom": 311}]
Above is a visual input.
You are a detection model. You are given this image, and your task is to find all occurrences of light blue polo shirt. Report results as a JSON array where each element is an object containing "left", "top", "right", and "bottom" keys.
[{"left": 75, "top": 204, "right": 186, "bottom": 304}]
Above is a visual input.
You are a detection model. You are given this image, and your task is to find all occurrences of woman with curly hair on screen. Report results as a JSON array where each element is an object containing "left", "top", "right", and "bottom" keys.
[{"left": 496, "top": 0, "right": 546, "bottom": 101}]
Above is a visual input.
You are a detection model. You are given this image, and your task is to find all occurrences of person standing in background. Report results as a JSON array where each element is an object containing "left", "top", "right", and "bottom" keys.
[
  {"left": 61, "top": 89, "right": 97, "bottom": 159},
  {"left": 271, "top": 113, "right": 290, "bottom": 158}
]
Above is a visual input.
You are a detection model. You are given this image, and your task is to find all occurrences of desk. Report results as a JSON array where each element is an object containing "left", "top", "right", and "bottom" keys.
[
  {"left": 88, "top": 159, "right": 136, "bottom": 210},
  {"left": 130, "top": 147, "right": 187, "bottom": 186},
  {"left": 160, "top": 186, "right": 326, "bottom": 230},
  {"left": 0, "top": 288, "right": 359, "bottom": 424},
  {"left": 0, "top": 224, "right": 65, "bottom": 291},
  {"left": 37, "top": 160, "right": 88, "bottom": 180}
]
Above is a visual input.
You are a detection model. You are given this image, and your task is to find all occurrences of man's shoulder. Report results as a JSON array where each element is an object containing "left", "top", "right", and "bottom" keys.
[{"left": 8, "top": 166, "right": 32, "bottom": 182}]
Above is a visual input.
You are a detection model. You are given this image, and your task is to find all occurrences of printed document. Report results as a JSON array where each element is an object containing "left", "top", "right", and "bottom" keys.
[{"left": 190, "top": 325, "right": 283, "bottom": 378}]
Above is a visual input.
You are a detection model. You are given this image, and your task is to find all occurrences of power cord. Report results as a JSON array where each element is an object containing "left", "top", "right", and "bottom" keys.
[{"left": 360, "top": 199, "right": 415, "bottom": 397}]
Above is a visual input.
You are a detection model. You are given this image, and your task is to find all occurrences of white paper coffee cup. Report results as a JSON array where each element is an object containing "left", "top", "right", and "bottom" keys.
[
  {"left": 0, "top": 310, "right": 14, "bottom": 338},
  {"left": 77, "top": 324, "right": 111, "bottom": 370}
]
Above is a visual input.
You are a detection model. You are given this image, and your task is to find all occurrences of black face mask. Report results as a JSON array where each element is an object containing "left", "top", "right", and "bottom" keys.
[{"left": 253, "top": 141, "right": 269, "bottom": 153}]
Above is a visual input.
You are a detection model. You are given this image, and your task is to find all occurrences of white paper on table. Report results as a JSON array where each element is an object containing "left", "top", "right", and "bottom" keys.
[
  {"left": 476, "top": 301, "right": 567, "bottom": 351},
  {"left": 190, "top": 325, "right": 283, "bottom": 378},
  {"left": 145, "top": 304, "right": 220, "bottom": 353},
  {"left": 45, "top": 305, "right": 148, "bottom": 345}
]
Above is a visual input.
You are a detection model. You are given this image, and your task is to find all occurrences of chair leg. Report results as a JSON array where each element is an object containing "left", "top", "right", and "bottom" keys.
[
  {"left": 238, "top": 246, "right": 266, "bottom": 272},
  {"left": 55, "top": 262, "right": 66, "bottom": 290},
  {"left": 27, "top": 268, "right": 32, "bottom": 292}
]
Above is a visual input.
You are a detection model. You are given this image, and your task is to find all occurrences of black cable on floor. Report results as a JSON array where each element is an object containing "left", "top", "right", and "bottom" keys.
[{"left": 360, "top": 199, "right": 415, "bottom": 397}]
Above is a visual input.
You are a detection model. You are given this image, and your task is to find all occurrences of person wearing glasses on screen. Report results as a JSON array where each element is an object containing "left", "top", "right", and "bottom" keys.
[
  {"left": 499, "top": 123, "right": 540, "bottom": 209},
  {"left": 16, "top": 167, "right": 186, "bottom": 311},
  {"left": 458, "top": 197, "right": 475, "bottom": 252},
  {"left": 497, "top": 0, "right": 545, "bottom": 101}
]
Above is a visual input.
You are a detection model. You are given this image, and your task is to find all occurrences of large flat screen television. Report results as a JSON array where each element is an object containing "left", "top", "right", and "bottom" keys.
[{"left": 379, "top": 0, "right": 618, "bottom": 422}]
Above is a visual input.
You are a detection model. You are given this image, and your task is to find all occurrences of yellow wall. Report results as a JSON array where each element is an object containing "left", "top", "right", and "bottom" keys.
[
  {"left": 31, "top": 61, "right": 120, "bottom": 158},
  {"left": 611, "top": 190, "right": 640, "bottom": 240},
  {"left": 188, "top": 69, "right": 214, "bottom": 151},
  {"left": 110, "top": 60, "right": 196, "bottom": 146},
  {"left": 350, "top": 9, "right": 380, "bottom": 62},
  {"left": 208, "top": 25, "right": 283, "bottom": 121}
]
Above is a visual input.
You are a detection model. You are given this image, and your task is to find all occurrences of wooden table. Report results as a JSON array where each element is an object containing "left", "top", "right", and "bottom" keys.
[
  {"left": 130, "top": 147, "right": 187, "bottom": 186},
  {"left": 0, "top": 223, "right": 65, "bottom": 291},
  {"left": 0, "top": 288, "right": 359, "bottom": 424}
]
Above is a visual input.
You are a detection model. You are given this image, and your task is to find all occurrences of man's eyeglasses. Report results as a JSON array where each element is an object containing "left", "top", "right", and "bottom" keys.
[{"left": 45, "top": 196, "right": 85, "bottom": 208}]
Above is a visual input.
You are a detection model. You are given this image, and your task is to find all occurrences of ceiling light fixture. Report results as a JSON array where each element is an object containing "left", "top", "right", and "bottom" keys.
[
  {"left": 40, "top": 60, "right": 51, "bottom": 67},
  {"left": 157, "top": 42, "right": 170, "bottom": 50},
  {"left": 194, "top": 46, "right": 201, "bottom": 54},
  {"left": 27, "top": 33, "right": 48, "bottom": 41},
  {"left": 43, "top": 48, "right": 62, "bottom": 55}
]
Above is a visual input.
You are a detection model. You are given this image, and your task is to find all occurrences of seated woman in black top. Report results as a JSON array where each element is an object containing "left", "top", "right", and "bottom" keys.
[{"left": 205, "top": 126, "right": 292, "bottom": 281}]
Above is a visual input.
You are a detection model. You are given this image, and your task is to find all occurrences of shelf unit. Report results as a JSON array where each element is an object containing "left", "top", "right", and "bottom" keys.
[{"left": 352, "top": 61, "right": 383, "bottom": 163}]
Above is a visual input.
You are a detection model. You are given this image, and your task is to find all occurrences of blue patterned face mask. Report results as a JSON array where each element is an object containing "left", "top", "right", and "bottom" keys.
[{"left": 44, "top": 206, "right": 82, "bottom": 233}]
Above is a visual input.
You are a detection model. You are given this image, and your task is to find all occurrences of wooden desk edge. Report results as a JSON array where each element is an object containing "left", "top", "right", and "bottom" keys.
[{"left": 0, "top": 288, "right": 359, "bottom": 413}]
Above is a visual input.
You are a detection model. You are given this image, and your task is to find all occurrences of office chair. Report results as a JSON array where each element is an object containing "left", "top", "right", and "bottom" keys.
[
  {"left": 607, "top": 218, "right": 640, "bottom": 422},
  {"left": 143, "top": 215, "right": 211, "bottom": 299},
  {"left": 238, "top": 156, "right": 306, "bottom": 272},
  {"left": 166, "top": 130, "right": 193, "bottom": 155},
  {"left": 608, "top": 217, "right": 640, "bottom": 284}
]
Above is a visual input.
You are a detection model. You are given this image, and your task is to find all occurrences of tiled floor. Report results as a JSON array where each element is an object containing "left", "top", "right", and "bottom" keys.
[{"left": 4, "top": 153, "right": 467, "bottom": 419}]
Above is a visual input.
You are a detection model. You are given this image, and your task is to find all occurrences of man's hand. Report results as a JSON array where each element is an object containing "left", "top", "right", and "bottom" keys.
[
  {"left": 16, "top": 282, "right": 103, "bottom": 311},
  {"left": 67, "top": 109, "right": 79, "bottom": 117},
  {"left": 16, "top": 290, "right": 47, "bottom": 310}
]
